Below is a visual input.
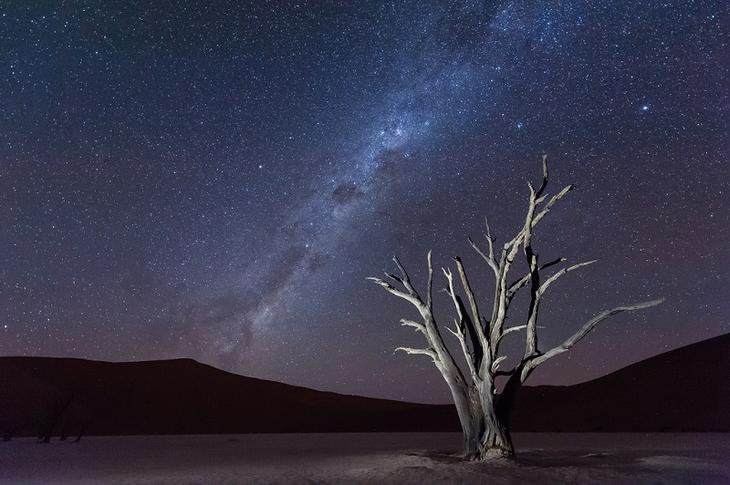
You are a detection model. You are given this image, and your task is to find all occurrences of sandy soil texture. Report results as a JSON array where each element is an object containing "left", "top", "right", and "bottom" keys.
[{"left": 1, "top": 432, "right": 729, "bottom": 484}]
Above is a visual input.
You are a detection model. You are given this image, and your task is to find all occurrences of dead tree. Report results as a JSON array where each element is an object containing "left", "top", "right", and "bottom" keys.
[
  {"left": 37, "top": 393, "right": 74, "bottom": 444},
  {"left": 368, "top": 156, "right": 662, "bottom": 460}
]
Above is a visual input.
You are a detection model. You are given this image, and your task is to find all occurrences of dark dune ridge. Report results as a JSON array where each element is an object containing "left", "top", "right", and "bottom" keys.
[{"left": 1, "top": 333, "right": 727, "bottom": 438}]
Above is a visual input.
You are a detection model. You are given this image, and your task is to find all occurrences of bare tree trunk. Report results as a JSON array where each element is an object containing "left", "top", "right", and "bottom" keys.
[
  {"left": 477, "top": 414, "right": 513, "bottom": 459},
  {"left": 451, "top": 383, "right": 515, "bottom": 459},
  {"left": 470, "top": 380, "right": 514, "bottom": 459},
  {"left": 460, "top": 387, "right": 485, "bottom": 456},
  {"left": 439, "top": 372, "right": 481, "bottom": 456}
]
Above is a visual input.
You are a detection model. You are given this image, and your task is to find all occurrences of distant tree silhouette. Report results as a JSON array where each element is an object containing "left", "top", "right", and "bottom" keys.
[
  {"left": 369, "top": 156, "right": 662, "bottom": 460},
  {"left": 37, "top": 393, "right": 74, "bottom": 443}
]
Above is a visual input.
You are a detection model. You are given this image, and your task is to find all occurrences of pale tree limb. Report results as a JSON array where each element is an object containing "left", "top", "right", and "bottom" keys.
[
  {"left": 418, "top": 251, "right": 469, "bottom": 386},
  {"left": 488, "top": 233, "right": 526, "bottom": 350},
  {"left": 393, "top": 255, "right": 420, "bottom": 300},
  {"left": 497, "top": 324, "right": 546, "bottom": 343},
  {"left": 521, "top": 298, "right": 665, "bottom": 381},
  {"left": 539, "top": 260, "right": 597, "bottom": 294},
  {"left": 453, "top": 257, "right": 490, "bottom": 354},
  {"left": 400, "top": 318, "right": 426, "bottom": 334},
  {"left": 488, "top": 178, "right": 544, "bottom": 350},
  {"left": 468, "top": 217, "right": 499, "bottom": 277},
  {"left": 426, "top": 250, "right": 434, "bottom": 311},
  {"left": 384, "top": 272, "right": 403, "bottom": 285},
  {"left": 532, "top": 184, "right": 574, "bottom": 227},
  {"left": 506, "top": 257, "right": 566, "bottom": 299},
  {"left": 444, "top": 321, "right": 480, "bottom": 382},
  {"left": 484, "top": 217, "right": 495, "bottom": 260},
  {"left": 441, "top": 267, "right": 464, "bottom": 322},
  {"left": 442, "top": 267, "right": 483, "bottom": 373},
  {"left": 443, "top": 325, "right": 459, "bottom": 339},
  {"left": 491, "top": 355, "right": 508, "bottom": 372},
  {"left": 522, "top": 182, "right": 542, "bottom": 357},
  {"left": 365, "top": 277, "right": 423, "bottom": 309},
  {"left": 523, "top": 260, "right": 598, "bottom": 359},
  {"left": 523, "top": 260, "right": 599, "bottom": 359},
  {"left": 535, "top": 153, "right": 549, "bottom": 198},
  {"left": 497, "top": 325, "right": 527, "bottom": 343},
  {"left": 395, "top": 346, "right": 438, "bottom": 361},
  {"left": 521, "top": 161, "right": 585, "bottom": 359},
  {"left": 369, "top": 252, "right": 470, "bottom": 389}
]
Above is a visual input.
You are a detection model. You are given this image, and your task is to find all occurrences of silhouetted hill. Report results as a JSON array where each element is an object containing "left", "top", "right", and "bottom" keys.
[
  {"left": 0, "top": 356, "right": 456, "bottom": 438},
  {"left": 1, "top": 334, "right": 728, "bottom": 438},
  {"left": 511, "top": 333, "right": 730, "bottom": 431}
]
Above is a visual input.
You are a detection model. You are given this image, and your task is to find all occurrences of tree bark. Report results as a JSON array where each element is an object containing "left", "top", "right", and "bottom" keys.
[
  {"left": 462, "top": 393, "right": 483, "bottom": 456},
  {"left": 477, "top": 415, "right": 513, "bottom": 459},
  {"left": 470, "top": 381, "right": 515, "bottom": 459},
  {"left": 442, "top": 376, "right": 482, "bottom": 456}
]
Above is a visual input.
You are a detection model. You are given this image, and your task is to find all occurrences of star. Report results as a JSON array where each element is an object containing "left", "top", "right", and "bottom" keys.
[{"left": 0, "top": 0, "right": 723, "bottom": 403}]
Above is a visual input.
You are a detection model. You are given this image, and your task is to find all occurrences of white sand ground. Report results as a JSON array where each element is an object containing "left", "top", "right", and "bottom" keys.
[{"left": 1, "top": 433, "right": 729, "bottom": 484}]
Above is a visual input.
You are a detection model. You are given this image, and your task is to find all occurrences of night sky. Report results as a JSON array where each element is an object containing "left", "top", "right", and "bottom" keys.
[{"left": 1, "top": 1, "right": 728, "bottom": 403}]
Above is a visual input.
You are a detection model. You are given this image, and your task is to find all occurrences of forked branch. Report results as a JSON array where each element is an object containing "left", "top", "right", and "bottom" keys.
[{"left": 521, "top": 298, "right": 665, "bottom": 380}]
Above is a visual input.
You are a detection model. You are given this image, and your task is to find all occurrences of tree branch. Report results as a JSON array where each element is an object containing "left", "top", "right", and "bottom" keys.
[
  {"left": 532, "top": 184, "right": 574, "bottom": 227},
  {"left": 392, "top": 255, "right": 420, "bottom": 299},
  {"left": 539, "top": 260, "right": 597, "bottom": 294},
  {"left": 506, "top": 257, "right": 566, "bottom": 299},
  {"left": 366, "top": 277, "right": 423, "bottom": 309},
  {"left": 497, "top": 325, "right": 527, "bottom": 343},
  {"left": 535, "top": 153, "right": 549, "bottom": 198},
  {"left": 400, "top": 318, "right": 426, "bottom": 334},
  {"left": 522, "top": 181, "right": 542, "bottom": 357},
  {"left": 372, "top": 255, "right": 470, "bottom": 390},
  {"left": 468, "top": 216, "right": 499, "bottom": 277},
  {"left": 442, "top": 266, "right": 483, "bottom": 373},
  {"left": 444, "top": 322, "right": 480, "bottom": 382},
  {"left": 468, "top": 236, "right": 499, "bottom": 277},
  {"left": 453, "top": 256, "right": 490, "bottom": 353},
  {"left": 395, "top": 346, "right": 438, "bottom": 361},
  {"left": 522, "top": 298, "right": 664, "bottom": 380},
  {"left": 488, "top": 226, "right": 528, "bottom": 349},
  {"left": 426, "top": 250, "right": 434, "bottom": 311},
  {"left": 491, "top": 355, "right": 508, "bottom": 372}
]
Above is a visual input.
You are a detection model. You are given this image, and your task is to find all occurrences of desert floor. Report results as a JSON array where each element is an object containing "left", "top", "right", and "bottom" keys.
[{"left": 1, "top": 432, "right": 729, "bottom": 484}]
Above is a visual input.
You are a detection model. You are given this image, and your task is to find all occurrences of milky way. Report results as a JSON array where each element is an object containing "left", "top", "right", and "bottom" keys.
[{"left": 1, "top": 1, "right": 728, "bottom": 402}]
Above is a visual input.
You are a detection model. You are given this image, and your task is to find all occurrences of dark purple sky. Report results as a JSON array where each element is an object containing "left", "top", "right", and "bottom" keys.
[{"left": 1, "top": 1, "right": 728, "bottom": 403}]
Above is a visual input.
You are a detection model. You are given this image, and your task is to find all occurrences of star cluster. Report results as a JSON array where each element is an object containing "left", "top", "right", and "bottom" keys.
[{"left": 0, "top": 0, "right": 727, "bottom": 402}]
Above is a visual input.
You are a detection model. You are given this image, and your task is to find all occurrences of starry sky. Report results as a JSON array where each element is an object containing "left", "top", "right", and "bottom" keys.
[{"left": 0, "top": 1, "right": 728, "bottom": 403}]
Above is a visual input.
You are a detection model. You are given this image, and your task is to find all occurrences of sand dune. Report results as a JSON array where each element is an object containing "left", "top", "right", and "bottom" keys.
[{"left": 1, "top": 333, "right": 728, "bottom": 438}]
